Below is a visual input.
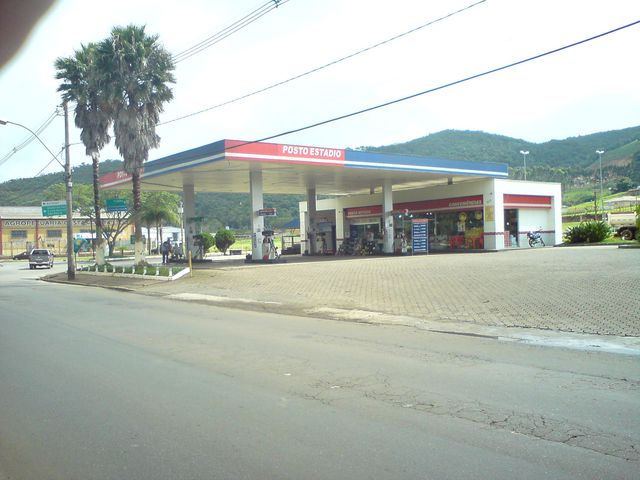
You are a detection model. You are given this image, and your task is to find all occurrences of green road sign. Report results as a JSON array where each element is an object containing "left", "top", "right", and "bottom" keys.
[
  {"left": 106, "top": 198, "right": 128, "bottom": 212},
  {"left": 42, "top": 200, "right": 67, "bottom": 217}
]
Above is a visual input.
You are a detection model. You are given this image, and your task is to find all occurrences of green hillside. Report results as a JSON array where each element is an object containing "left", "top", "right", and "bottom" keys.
[
  {"left": 0, "top": 159, "right": 124, "bottom": 206},
  {"left": 362, "top": 127, "right": 640, "bottom": 193},
  {"left": 365, "top": 126, "right": 640, "bottom": 171}
]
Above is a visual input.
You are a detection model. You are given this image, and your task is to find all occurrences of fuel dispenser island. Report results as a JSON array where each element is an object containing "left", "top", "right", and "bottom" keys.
[{"left": 262, "top": 230, "right": 277, "bottom": 261}]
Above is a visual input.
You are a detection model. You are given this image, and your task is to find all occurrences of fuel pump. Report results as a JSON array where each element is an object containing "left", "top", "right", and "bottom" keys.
[{"left": 262, "top": 229, "right": 276, "bottom": 261}]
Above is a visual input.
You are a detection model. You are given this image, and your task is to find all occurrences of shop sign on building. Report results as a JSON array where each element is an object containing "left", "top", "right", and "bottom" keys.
[
  {"left": 224, "top": 140, "right": 346, "bottom": 167},
  {"left": 344, "top": 205, "right": 383, "bottom": 218},
  {"left": 42, "top": 200, "right": 67, "bottom": 217},
  {"left": 411, "top": 218, "right": 429, "bottom": 253},
  {"left": 2, "top": 219, "right": 36, "bottom": 227}
]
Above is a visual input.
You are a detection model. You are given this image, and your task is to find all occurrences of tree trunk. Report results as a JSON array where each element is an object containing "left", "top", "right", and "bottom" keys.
[
  {"left": 155, "top": 223, "right": 160, "bottom": 257},
  {"left": 132, "top": 168, "right": 145, "bottom": 265},
  {"left": 92, "top": 151, "right": 106, "bottom": 265},
  {"left": 146, "top": 224, "right": 152, "bottom": 254}
]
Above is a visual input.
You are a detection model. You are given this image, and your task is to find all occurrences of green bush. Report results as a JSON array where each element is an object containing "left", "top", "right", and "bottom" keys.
[
  {"left": 564, "top": 221, "right": 611, "bottom": 244},
  {"left": 215, "top": 229, "right": 236, "bottom": 254},
  {"left": 194, "top": 232, "right": 216, "bottom": 253}
]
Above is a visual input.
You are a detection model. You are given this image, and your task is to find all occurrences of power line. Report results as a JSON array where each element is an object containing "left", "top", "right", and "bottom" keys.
[
  {"left": 160, "top": 0, "right": 487, "bottom": 126},
  {"left": 0, "top": 109, "right": 60, "bottom": 167},
  {"left": 229, "top": 19, "right": 640, "bottom": 149},
  {"left": 33, "top": 146, "right": 66, "bottom": 177},
  {"left": 172, "top": 0, "right": 290, "bottom": 64},
  {"left": 4, "top": 143, "right": 82, "bottom": 204},
  {"left": 0, "top": 1, "right": 289, "bottom": 173}
]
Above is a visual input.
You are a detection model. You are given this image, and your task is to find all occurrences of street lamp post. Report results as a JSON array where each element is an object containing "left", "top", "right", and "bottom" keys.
[
  {"left": 0, "top": 114, "right": 75, "bottom": 279},
  {"left": 519, "top": 150, "right": 530, "bottom": 181},
  {"left": 596, "top": 149, "right": 605, "bottom": 219}
]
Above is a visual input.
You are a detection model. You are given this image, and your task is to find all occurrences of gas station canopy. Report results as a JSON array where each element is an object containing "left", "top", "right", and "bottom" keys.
[{"left": 99, "top": 139, "right": 509, "bottom": 195}]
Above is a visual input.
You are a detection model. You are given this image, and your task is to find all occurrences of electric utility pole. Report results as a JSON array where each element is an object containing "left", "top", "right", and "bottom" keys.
[{"left": 63, "top": 102, "right": 76, "bottom": 279}]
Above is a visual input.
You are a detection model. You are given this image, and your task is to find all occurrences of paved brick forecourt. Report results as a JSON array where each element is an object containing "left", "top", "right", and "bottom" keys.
[
  {"left": 55, "top": 246, "right": 639, "bottom": 337},
  {"left": 119, "top": 245, "right": 639, "bottom": 337}
]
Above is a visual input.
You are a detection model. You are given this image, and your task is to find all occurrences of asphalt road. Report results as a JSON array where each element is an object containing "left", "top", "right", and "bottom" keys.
[{"left": 1, "top": 261, "right": 638, "bottom": 479}]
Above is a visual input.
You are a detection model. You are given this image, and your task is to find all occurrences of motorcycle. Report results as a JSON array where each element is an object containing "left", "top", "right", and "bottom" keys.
[{"left": 527, "top": 229, "right": 545, "bottom": 247}]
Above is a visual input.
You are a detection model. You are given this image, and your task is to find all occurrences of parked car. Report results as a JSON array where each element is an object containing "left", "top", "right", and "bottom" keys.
[
  {"left": 12, "top": 251, "right": 30, "bottom": 260},
  {"left": 29, "top": 249, "right": 54, "bottom": 269}
]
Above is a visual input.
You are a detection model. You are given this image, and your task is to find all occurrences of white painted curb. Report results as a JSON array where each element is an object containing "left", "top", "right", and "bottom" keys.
[{"left": 76, "top": 266, "right": 190, "bottom": 281}]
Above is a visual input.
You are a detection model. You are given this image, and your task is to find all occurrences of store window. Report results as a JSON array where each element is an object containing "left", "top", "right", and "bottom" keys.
[
  {"left": 11, "top": 230, "right": 27, "bottom": 239},
  {"left": 396, "top": 210, "right": 484, "bottom": 251},
  {"left": 47, "top": 229, "right": 62, "bottom": 238},
  {"left": 441, "top": 210, "right": 484, "bottom": 249},
  {"left": 347, "top": 220, "right": 382, "bottom": 254}
]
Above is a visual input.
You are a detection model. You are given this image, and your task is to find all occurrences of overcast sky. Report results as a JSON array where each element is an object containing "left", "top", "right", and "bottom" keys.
[{"left": 1, "top": 0, "right": 639, "bottom": 183}]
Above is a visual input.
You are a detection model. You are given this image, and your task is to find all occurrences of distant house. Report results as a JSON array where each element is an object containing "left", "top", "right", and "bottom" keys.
[{"left": 605, "top": 195, "right": 639, "bottom": 210}]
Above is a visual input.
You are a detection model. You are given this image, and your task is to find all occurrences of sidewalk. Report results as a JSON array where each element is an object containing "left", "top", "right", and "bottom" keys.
[{"left": 45, "top": 246, "right": 640, "bottom": 349}]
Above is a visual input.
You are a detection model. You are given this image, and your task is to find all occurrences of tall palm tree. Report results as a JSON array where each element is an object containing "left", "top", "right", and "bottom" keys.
[
  {"left": 140, "top": 196, "right": 180, "bottom": 254},
  {"left": 54, "top": 43, "right": 111, "bottom": 265},
  {"left": 96, "top": 25, "right": 175, "bottom": 265}
]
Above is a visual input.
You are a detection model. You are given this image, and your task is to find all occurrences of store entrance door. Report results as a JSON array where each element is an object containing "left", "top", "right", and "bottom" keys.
[{"left": 504, "top": 209, "right": 518, "bottom": 247}]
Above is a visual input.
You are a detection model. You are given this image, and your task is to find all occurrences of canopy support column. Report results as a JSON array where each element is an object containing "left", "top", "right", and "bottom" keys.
[
  {"left": 306, "top": 187, "right": 317, "bottom": 254},
  {"left": 183, "top": 184, "right": 196, "bottom": 257},
  {"left": 250, "top": 169, "right": 265, "bottom": 260},
  {"left": 382, "top": 179, "right": 394, "bottom": 254}
]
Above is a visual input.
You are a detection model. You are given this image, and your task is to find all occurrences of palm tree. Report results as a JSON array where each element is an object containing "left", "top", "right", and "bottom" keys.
[
  {"left": 96, "top": 25, "right": 175, "bottom": 265},
  {"left": 55, "top": 43, "right": 111, "bottom": 265},
  {"left": 140, "top": 192, "right": 181, "bottom": 254}
]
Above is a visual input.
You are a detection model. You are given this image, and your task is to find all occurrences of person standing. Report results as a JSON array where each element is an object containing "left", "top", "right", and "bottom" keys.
[{"left": 161, "top": 238, "right": 171, "bottom": 264}]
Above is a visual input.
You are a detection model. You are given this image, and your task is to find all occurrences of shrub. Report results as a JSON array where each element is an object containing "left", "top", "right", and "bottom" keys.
[
  {"left": 194, "top": 232, "right": 215, "bottom": 253},
  {"left": 564, "top": 221, "right": 611, "bottom": 244},
  {"left": 215, "top": 229, "right": 236, "bottom": 254}
]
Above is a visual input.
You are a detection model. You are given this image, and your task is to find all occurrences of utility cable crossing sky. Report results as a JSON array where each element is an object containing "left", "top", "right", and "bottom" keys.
[
  {"left": 1, "top": 0, "right": 482, "bottom": 169},
  {"left": 160, "top": 0, "right": 487, "bottom": 126},
  {"left": 0, "top": 1, "right": 291, "bottom": 178},
  {"left": 172, "top": 0, "right": 290, "bottom": 64},
  {"left": 233, "top": 19, "right": 640, "bottom": 150},
  {"left": 0, "top": 109, "right": 59, "bottom": 168}
]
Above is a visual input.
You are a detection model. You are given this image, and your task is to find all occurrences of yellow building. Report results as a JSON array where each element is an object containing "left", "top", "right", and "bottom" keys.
[{"left": 0, "top": 206, "right": 135, "bottom": 257}]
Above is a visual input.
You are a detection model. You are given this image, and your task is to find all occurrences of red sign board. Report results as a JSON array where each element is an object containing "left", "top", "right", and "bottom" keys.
[
  {"left": 395, "top": 195, "right": 483, "bottom": 213},
  {"left": 344, "top": 205, "right": 383, "bottom": 218},
  {"left": 503, "top": 194, "right": 551, "bottom": 208},
  {"left": 345, "top": 195, "right": 484, "bottom": 219},
  {"left": 99, "top": 169, "right": 133, "bottom": 187},
  {"left": 258, "top": 208, "right": 277, "bottom": 216},
  {"left": 225, "top": 140, "right": 345, "bottom": 166}
]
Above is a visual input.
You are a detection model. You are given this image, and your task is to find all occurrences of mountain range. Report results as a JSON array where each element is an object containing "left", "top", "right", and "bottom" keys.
[{"left": 364, "top": 126, "right": 640, "bottom": 179}]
